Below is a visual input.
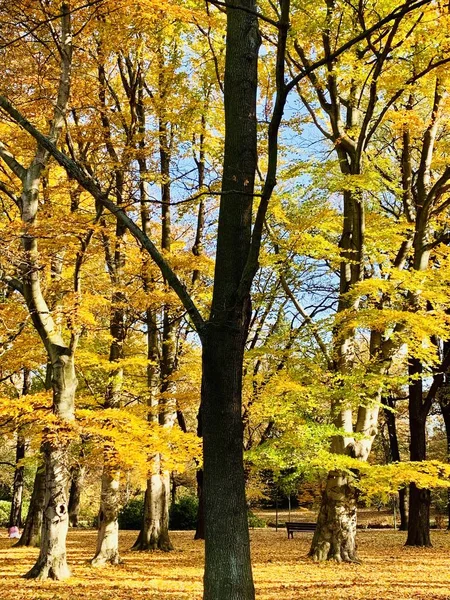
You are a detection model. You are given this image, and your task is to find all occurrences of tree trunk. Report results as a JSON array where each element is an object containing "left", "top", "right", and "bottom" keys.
[
  {"left": 25, "top": 354, "right": 77, "bottom": 580},
  {"left": 309, "top": 471, "right": 359, "bottom": 562},
  {"left": 194, "top": 468, "right": 205, "bottom": 540},
  {"left": 383, "top": 397, "right": 408, "bottom": 530},
  {"left": 15, "top": 465, "right": 45, "bottom": 547},
  {"left": 91, "top": 462, "right": 121, "bottom": 566},
  {"left": 9, "top": 434, "right": 25, "bottom": 529},
  {"left": 440, "top": 393, "right": 450, "bottom": 529},
  {"left": 202, "top": 325, "right": 255, "bottom": 600},
  {"left": 406, "top": 483, "right": 431, "bottom": 546},
  {"left": 133, "top": 458, "right": 172, "bottom": 552},
  {"left": 399, "top": 487, "right": 408, "bottom": 532},
  {"left": 68, "top": 464, "right": 85, "bottom": 527},
  {"left": 406, "top": 359, "right": 431, "bottom": 546},
  {"left": 201, "top": 2, "right": 259, "bottom": 596}
]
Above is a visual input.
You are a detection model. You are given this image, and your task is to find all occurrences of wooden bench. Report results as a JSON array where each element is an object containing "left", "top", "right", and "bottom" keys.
[{"left": 285, "top": 521, "right": 316, "bottom": 538}]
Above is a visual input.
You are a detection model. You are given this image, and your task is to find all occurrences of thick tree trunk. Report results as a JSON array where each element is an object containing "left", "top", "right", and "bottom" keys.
[
  {"left": 309, "top": 471, "right": 359, "bottom": 562},
  {"left": 68, "top": 464, "right": 85, "bottom": 527},
  {"left": 406, "top": 360, "right": 431, "bottom": 546},
  {"left": 406, "top": 483, "right": 431, "bottom": 546},
  {"left": 15, "top": 465, "right": 45, "bottom": 547},
  {"left": 91, "top": 463, "right": 121, "bottom": 566},
  {"left": 9, "top": 434, "right": 25, "bottom": 529},
  {"left": 202, "top": 326, "right": 254, "bottom": 600},
  {"left": 133, "top": 459, "right": 172, "bottom": 552},
  {"left": 25, "top": 355, "right": 77, "bottom": 580}
]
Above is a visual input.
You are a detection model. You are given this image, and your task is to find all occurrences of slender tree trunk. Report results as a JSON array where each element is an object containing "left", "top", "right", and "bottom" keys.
[
  {"left": 68, "top": 464, "right": 85, "bottom": 527},
  {"left": 9, "top": 434, "right": 25, "bottom": 529},
  {"left": 309, "top": 471, "right": 359, "bottom": 562},
  {"left": 9, "top": 369, "right": 30, "bottom": 529},
  {"left": 194, "top": 468, "right": 205, "bottom": 540},
  {"left": 15, "top": 465, "right": 45, "bottom": 547},
  {"left": 383, "top": 396, "right": 408, "bottom": 530},
  {"left": 441, "top": 399, "right": 450, "bottom": 529}
]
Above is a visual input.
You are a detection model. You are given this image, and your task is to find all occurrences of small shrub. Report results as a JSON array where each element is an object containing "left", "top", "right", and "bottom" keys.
[
  {"left": 169, "top": 495, "right": 198, "bottom": 530},
  {"left": 248, "top": 510, "right": 266, "bottom": 528},
  {"left": 118, "top": 497, "right": 144, "bottom": 530}
]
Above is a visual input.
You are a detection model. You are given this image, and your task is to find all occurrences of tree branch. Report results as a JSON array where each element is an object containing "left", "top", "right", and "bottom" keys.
[{"left": 0, "top": 95, "right": 206, "bottom": 337}]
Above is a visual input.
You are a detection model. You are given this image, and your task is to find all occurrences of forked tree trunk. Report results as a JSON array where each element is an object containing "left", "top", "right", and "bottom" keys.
[
  {"left": 309, "top": 471, "right": 359, "bottom": 563},
  {"left": 133, "top": 458, "right": 172, "bottom": 551},
  {"left": 91, "top": 462, "right": 121, "bottom": 566},
  {"left": 15, "top": 465, "right": 45, "bottom": 547},
  {"left": 25, "top": 355, "right": 77, "bottom": 580},
  {"left": 9, "top": 434, "right": 25, "bottom": 529}
]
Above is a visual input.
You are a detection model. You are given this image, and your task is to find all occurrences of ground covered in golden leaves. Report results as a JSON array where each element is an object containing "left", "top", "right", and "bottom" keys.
[{"left": 1, "top": 528, "right": 449, "bottom": 599}]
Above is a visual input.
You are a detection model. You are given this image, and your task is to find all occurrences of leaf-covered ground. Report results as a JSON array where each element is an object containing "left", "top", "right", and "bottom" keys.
[{"left": 1, "top": 528, "right": 450, "bottom": 599}]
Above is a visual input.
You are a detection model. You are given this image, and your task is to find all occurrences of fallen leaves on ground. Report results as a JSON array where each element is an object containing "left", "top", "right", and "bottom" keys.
[{"left": 1, "top": 529, "right": 449, "bottom": 599}]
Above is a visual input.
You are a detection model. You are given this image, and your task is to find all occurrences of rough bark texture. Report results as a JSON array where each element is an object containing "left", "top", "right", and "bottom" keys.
[
  {"left": 310, "top": 472, "right": 359, "bottom": 562},
  {"left": 405, "top": 358, "right": 431, "bottom": 546},
  {"left": 91, "top": 464, "right": 121, "bottom": 566},
  {"left": 15, "top": 465, "right": 45, "bottom": 547},
  {"left": 201, "top": 2, "right": 260, "bottom": 598},
  {"left": 25, "top": 355, "right": 77, "bottom": 580},
  {"left": 133, "top": 461, "right": 172, "bottom": 552}
]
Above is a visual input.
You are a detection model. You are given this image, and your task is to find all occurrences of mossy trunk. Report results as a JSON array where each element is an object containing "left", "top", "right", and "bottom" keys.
[{"left": 309, "top": 471, "right": 359, "bottom": 563}]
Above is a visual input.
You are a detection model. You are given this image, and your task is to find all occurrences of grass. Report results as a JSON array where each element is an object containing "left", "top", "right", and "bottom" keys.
[{"left": 1, "top": 528, "right": 449, "bottom": 599}]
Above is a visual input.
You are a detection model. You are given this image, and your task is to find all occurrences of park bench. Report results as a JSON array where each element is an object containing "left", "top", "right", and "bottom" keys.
[{"left": 285, "top": 521, "right": 317, "bottom": 538}]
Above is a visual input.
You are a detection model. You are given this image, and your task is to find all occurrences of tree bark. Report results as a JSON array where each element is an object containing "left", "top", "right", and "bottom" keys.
[
  {"left": 309, "top": 472, "right": 359, "bottom": 562},
  {"left": 202, "top": 324, "right": 254, "bottom": 600},
  {"left": 201, "top": 3, "right": 260, "bottom": 597},
  {"left": 133, "top": 458, "right": 172, "bottom": 551},
  {"left": 68, "top": 464, "right": 85, "bottom": 527},
  {"left": 9, "top": 433, "right": 25, "bottom": 529},
  {"left": 25, "top": 355, "right": 77, "bottom": 579},
  {"left": 194, "top": 468, "right": 205, "bottom": 540},
  {"left": 91, "top": 461, "right": 121, "bottom": 566},
  {"left": 383, "top": 396, "right": 408, "bottom": 530},
  {"left": 406, "top": 359, "right": 431, "bottom": 546},
  {"left": 15, "top": 465, "right": 45, "bottom": 547},
  {"left": 440, "top": 397, "right": 450, "bottom": 529}
]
